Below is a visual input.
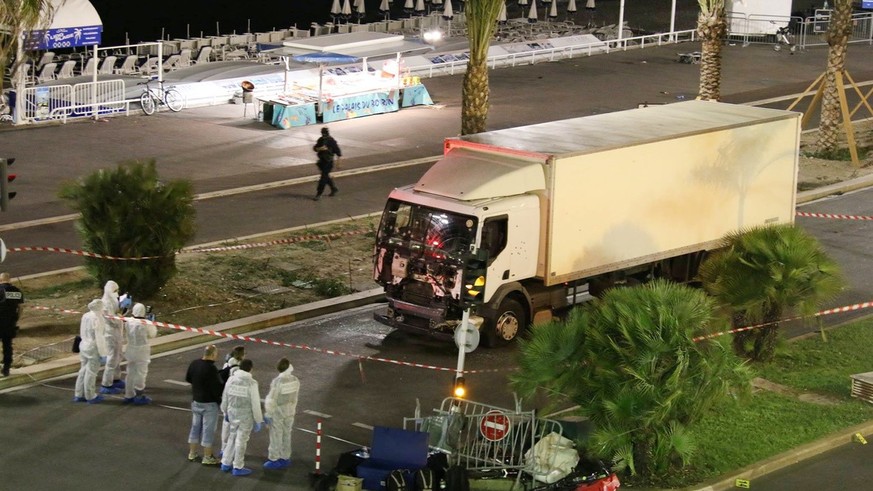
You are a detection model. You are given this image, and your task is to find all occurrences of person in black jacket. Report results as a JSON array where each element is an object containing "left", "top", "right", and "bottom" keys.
[
  {"left": 185, "top": 344, "right": 223, "bottom": 466},
  {"left": 0, "top": 272, "right": 24, "bottom": 377},
  {"left": 312, "top": 127, "right": 341, "bottom": 201}
]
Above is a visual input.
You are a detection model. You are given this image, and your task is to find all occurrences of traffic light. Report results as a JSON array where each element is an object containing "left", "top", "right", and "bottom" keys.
[
  {"left": 452, "top": 376, "right": 466, "bottom": 398},
  {"left": 1, "top": 157, "right": 16, "bottom": 212},
  {"left": 460, "top": 249, "right": 489, "bottom": 308}
]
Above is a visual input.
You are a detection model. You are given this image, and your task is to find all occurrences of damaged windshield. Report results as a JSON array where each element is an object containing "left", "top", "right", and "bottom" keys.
[{"left": 377, "top": 199, "right": 478, "bottom": 256}]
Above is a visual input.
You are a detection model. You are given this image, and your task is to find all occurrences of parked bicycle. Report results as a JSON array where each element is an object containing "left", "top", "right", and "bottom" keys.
[
  {"left": 773, "top": 26, "right": 797, "bottom": 53},
  {"left": 138, "top": 78, "right": 183, "bottom": 115}
]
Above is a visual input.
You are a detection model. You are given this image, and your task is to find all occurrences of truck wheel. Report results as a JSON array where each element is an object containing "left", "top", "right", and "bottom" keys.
[{"left": 484, "top": 298, "right": 527, "bottom": 348}]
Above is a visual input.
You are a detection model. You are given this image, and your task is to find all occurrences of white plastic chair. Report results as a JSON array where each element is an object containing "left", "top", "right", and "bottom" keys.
[
  {"left": 194, "top": 46, "right": 213, "bottom": 64},
  {"left": 99, "top": 55, "right": 117, "bottom": 74},
  {"left": 56, "top": 60, "right": 77, "bottom": 79},
  {"left": 163, "top": 54, "right": 181, "bottom": 71},
  {"left": 115, "top": 55, "right": 138, "bottom": 75},
  {"left": 178, "top": 48, "right": 192, "bottom": 67},
  {"left": 80, "top": 57, "right": 97, "bottom": 76},
  {"left": 36, "top": 62, "right": 57, "bottom": 83},
  {"left": 36, "top": 51, "right": 55, "bottom": 70},
  {"left": 139, "top": 57, "right": 159, "bottom": 75}
]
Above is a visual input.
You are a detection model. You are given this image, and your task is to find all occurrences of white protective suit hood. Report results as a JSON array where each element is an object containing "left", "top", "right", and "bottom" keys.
[
  {"left": 102, "top": 280, "right": 120, "bottom": 316},
  {"left": 132, "top": 303, "right": 146, "bottom": 318},
  {"left": 88, "top": 298, "right": 104, "bottom": 314}
]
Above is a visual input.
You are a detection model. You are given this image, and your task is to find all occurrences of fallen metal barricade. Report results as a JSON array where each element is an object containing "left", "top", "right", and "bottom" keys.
[{"left": 404, "top": 396, "right": 565, "bottom": 478}]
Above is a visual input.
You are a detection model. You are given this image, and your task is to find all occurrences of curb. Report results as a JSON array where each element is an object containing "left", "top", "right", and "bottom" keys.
[{"left": 0, "top": 287, "right": 385, "bottom": 391}]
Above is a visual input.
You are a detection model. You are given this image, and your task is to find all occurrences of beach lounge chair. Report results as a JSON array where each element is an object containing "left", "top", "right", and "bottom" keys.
[
  {"left": 36, "top": 62, "right": 57, "bottom": 83},
  {"left": 99, "top": 55, "right": 117, "bottom": 74},
  {"left": 163, "top": 54, "right": 181, "bottom": 72},
  {"left": 139, "top": 57, "right": 159, "bottom": 75},
  {"left": 193, "top": 46, "right": 213, "bottom": 64},
  {"left": 115, "top": 55, "right": 138, "bottom": 75},
  {"left": 178, "top": 48, "right": 192, "bottom": 67},
  {"left": 56, "top": 60, "right": 77, "bottom": 79},
  {"left": 36, "top": 51, "right": 55, "bottom": 70},
  {"left": 80, "top": 57, "right": 97, "bottom": 76}
]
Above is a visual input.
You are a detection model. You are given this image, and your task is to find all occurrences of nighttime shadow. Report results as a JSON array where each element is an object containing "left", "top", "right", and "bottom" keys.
[{"left": 0, "top": 393, "right": 42, "bottom": 408}]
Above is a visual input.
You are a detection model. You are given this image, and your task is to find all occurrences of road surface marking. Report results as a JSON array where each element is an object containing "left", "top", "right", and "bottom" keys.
[
  {"left": 164, "top": 379, "right": 190, "bottom": 386},
  {"left": 352, "top": 422, "right": 374, "bottom": 430},
  {"left": 304, "top": 409, "right": 332, "bottom": 418}
]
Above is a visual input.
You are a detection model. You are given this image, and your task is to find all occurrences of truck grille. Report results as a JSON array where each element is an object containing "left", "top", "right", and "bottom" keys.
[{"left": 401, "top": 280, "right": 438, "bottom": 307}]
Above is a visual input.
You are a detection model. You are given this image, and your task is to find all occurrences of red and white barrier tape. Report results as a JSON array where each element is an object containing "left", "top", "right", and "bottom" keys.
[
  {"left": 5, "top": 229, "right": 370, "bottom": 261},
  {"left": 796, "top": 210, "right": 873, "bottom": 221},
  {"left": 31, "top": 304, "right": 504, "bottom": 374}
]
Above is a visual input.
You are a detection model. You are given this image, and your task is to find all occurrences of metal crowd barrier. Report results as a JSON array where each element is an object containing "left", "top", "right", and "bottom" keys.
[
  {"left": 20, "top": 79, "right": 128, "bottom": 123},
  {"left": 726, "top": 12, "right": 873, "bottom": 49},
  {"left": 404, "top": 397, "right": 565, "bottom": 477}
]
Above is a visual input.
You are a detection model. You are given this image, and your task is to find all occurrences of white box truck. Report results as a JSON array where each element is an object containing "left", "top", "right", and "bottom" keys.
[{"left": 373, "top": 101, "right": 800, "bottom": 347}]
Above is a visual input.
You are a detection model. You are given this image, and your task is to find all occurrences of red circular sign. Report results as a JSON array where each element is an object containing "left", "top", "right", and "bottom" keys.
[{"left": 479, "top": 410, "right": 511, "bottom": 442}]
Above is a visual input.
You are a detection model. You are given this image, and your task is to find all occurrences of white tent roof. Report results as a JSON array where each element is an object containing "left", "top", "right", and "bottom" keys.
[
  {"left": 271, "top": 32, "right": 433, "bottom": 59},
  {"left": 44, "top": 0, "right": 102, "bottom": 29}
]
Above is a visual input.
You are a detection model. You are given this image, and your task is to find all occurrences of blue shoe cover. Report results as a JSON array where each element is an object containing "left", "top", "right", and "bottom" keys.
[
  {"left": 263, "top": 460, "right": 285, "bottom": 469},
  {"left": 122, "top": 397, "right": 135, "bottom": 404},
  {"left": 220, "top": 464, "right": 232, "bottom": 473},
  {"left": 86, "top": 395, "right": 104, "bottom": 404},
  {"left": 232, "top": 468, "right": 252, "bottom": 476},
  {"left": 133, "top": 395, "right": 151, "bottom": 405},
  {"left": 112, "top": 380, "right": 126, "bottom": 389},
  {"left": 72, "top": 396, "right": 87, "bottom": 403},
  {"left": 99, "top": 386, "right": 122, "bottom": 394},
  {"left": 280, "top": 459, "right": 291, "bottom": 466}
]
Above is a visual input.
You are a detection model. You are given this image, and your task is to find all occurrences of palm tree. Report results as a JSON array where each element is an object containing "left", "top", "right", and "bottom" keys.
[
  {"left": 59, "top": 160, "right": 197, "bottom": 298},
  {"left": 0, "top": 0, "right": 52, "bottom": 92},
  {"left": 461, "top": 0, "right": 505, "bottom": 135},
  {"left": 816, "top": 0, "right": 854, "bottom": 153},
  {"left": 698, "top": 225, "right": 844, "bottom": 362},
  {"left": 696, "top": 0, "right": 727, "bottom": 101},
  {"left": 512, "top": 280, "right": 751, "bottom": 480}
]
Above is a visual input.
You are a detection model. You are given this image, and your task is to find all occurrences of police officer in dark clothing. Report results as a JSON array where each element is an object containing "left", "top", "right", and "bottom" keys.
[
  {"left": 0, "top": 272, "right": 24, "bottom": 377},
  {"left": 312, "top": 127, "right": 341, "bottom": 201}
]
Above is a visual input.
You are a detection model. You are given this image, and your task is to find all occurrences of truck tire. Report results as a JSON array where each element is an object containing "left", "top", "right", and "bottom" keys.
[{"left": 484, "top": 298, "right": 527, "bottom": 347}]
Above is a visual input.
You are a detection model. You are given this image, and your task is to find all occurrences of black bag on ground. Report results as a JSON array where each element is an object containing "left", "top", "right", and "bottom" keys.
[
  {"left": 333, "top": 449, "right": 365, "bottom": 476},
  {"left": 414, "top": 468, "right": 435, "bottom": 491},
  {"left": 72, "top": 335, "right": 81, "bottom": 353},
  {"left": 386, "top": 469, "right": 408, "bottom": 491},
  {"left": 444, "top": 465, "right": 469, "bottom": 491}
]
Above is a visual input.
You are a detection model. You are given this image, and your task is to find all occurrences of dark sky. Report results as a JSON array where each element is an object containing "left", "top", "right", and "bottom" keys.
[{"left": 90, "top": 0, "right": 354, "bottom": 45}]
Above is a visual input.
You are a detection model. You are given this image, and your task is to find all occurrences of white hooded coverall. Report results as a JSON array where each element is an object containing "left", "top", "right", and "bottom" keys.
[
  {"left": 74, "top": 299, "right": 105, "bottom": 401},
  {"left": 265, "top": 365, "right": 300, "bottom": 462},
  {"left": 220, "top": 356, "right": 241, "bottom": 450},
  {"left": 123, "top": 303, "right": 157, "bottom": 399},
  {"left": 100, "top": 280, "right": 124, "bottom": 387},
  {"left": 220, "top": 369, "right": 264, "bottom": 470}
]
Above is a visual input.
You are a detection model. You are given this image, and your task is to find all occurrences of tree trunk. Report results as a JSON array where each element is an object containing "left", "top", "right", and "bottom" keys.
[
  {"left": 696, "top": 6, "right": 726, "bottom": 101},
  {"left": 461, "top": 60, "right": 490, "bottom": 135},
  {"left": 816, "top": 0, "right": 853, "bottom": 152}
]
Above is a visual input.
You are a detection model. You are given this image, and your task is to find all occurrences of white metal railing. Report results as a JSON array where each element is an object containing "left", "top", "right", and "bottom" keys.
[
  {"left": 20, "top": 79, "right": 127, "bottom": 123},
  {"left": 799, "top": 12, "right": 873, "bottom": 48},
  {"left": 408, "top": 28, "right": 697, "bottom": 78}
]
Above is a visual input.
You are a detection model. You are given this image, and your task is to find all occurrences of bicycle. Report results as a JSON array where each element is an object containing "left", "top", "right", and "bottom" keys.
[{"left": 138, "top": 78, "right": 183, "bottom": 115}]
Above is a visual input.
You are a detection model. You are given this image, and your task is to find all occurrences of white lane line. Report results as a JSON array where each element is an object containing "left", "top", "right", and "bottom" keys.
[
  {"left": 158, "top": 404, "right": 191, "bottom": 412},
  {"left": 297, "top": 427, "right": 363, "bottom": 447},
  {"left": 164, "top": 379, "right": 190, "bottom": 386},
  {"left": 304, "top": 409, "right": 333, "bottom": 419},
  {"left": 352, "top": 422, "right": 374, "bottom": 431}
]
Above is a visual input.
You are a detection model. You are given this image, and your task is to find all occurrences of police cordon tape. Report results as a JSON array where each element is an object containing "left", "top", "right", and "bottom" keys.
[
  {"left": 4, "top": 229, "right": 371, "bottom": 261},
  {"left": 30, "top": 297, "right": 873, "bottom": 372},
  {"left": 28, "top": 305, "right": 505, "bottom": 375},
  {"left": 796, "top": 210, "right": 873, "bottom": 221}
]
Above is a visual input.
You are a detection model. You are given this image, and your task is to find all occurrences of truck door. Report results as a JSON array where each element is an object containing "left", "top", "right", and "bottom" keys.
[{"left": 481, "top": 216, "right": 509, "bottom": 287}]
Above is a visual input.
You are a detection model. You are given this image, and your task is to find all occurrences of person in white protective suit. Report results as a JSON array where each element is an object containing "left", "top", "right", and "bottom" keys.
[
  {"left": 122, "top": 303, "right": 157, "bottom": 405},
  {"left": 73, "top": 299, "right": 106, "bottom": 404},
  {"left": 263, "top": 357, "right": 300, "bottom": 470},
  {"left": 219, "top": 345, "right": 246, "bottom": 454},
  {"left": 219, "top": 359, "right": 265, "bottom": 477},
  {"left": 99, "top": 280, "right": 125, "bottom": 394}
]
